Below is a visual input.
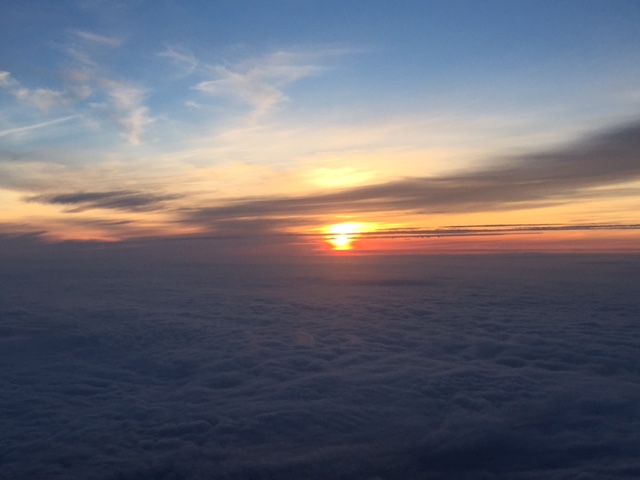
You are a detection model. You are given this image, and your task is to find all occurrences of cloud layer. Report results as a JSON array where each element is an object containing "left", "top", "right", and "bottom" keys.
[{"left": 1, "top": 254, "right": 639, "bottom": 479}]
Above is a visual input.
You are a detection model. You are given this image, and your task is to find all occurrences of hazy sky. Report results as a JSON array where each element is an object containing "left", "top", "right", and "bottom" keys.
[{"left": 2, "top": 0, "right": 640, "bottom": 255}]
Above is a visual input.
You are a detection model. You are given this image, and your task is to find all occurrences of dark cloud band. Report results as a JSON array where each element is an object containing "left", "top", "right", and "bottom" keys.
[{"left": 27, "top": 190, "right": 179, "bottom": 212}]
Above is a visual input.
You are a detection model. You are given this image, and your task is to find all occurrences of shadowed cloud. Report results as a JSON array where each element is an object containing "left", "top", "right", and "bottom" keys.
[{"left": 27, "top": 190, "right": 179, "bottom": 212}]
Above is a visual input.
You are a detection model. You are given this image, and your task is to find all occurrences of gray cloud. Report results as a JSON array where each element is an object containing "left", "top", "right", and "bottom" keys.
[
  {"left": 27, "top": 190, "right": 179, "bottom": 212},
  {"left": 187, "top": 120, "right": 640, "bottom": 226}
]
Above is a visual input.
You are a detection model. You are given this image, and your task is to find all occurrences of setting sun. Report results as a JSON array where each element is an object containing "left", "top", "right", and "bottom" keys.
[{"left": 325, "top": 222, "right": 364, "bottom": 251}]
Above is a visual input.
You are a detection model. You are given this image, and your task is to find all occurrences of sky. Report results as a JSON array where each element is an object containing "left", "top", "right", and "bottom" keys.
[{"left": 2, "top": 0, "right": 640, "bottom": 256}]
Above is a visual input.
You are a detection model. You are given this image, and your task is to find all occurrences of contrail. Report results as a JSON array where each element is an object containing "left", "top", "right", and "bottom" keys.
[{"left": 0, "top": 115, "right": 81, "bottom": 138}]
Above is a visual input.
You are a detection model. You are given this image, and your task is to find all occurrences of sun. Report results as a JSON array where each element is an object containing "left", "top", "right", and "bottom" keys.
[{"left": 325, "top": 222, "right": 363, "bottom": 251}]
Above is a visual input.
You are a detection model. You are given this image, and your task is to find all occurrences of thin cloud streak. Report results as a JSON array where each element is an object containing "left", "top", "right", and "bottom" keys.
[
  {"left": 355, "top": 223, "right": 640, "bottom": 239},
  {"left": 27, "top": 190, "right": 180, "bottom": 212},
  {"left": 0, "top": 115, "right": 81, "bottom": 138}
]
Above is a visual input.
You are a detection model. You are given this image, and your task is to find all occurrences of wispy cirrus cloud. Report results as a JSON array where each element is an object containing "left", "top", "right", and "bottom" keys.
[
  {"left": 63, "top": 30, "right": 154, "bottom": 145},
  {"left": 186, "top": 50, "right": 331, "bottom": 118},
  {"left": 64, "top": 30, "right": 123, "bottom": 68},
  {"left": 158, "top": 45, "right": 351, "bottom": 118},
  {"left": 71, "top": 30, "right": 124, "bottom": 48},
  {"left": 158, "top": 45, "right": 199, "bottom": 77},
  {"left": 0, "top": 30, "right": 153, "bottom": 145}
]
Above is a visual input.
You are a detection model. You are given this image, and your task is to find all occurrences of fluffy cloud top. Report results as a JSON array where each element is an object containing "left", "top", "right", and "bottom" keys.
[{"left": 1, "top": 254, "right": 639, "bottom": 479}]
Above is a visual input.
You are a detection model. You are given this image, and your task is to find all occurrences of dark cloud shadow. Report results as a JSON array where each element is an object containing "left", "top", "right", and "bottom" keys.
[{"left": 26, "top": 190, "right": 180, "bottom": 212}]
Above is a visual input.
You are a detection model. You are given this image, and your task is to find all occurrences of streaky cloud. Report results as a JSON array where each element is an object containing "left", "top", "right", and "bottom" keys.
[
  {"left": 27, "top": 190, "right": 180, "bottom": 212},
  {"left": 158, "top": 45, "right": 199, "bottom": 77},
  {"left": 354, "top": 223, "right": 640, "bottom": 239},
  {"left": 0, "top": 115, "right": 81, "bottom": 139}
]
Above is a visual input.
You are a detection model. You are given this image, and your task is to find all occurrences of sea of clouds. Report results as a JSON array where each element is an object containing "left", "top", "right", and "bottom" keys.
[{"left": 1, "top": 254, "right": 639, "bottom": 479}]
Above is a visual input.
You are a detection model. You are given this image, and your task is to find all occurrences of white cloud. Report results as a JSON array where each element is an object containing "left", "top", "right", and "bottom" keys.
[
  {"left": 93, "top": 79, "right": 153, "bottom": 145},
  {"left": 117, "top": 106, "right": 153, "bottom": 145},
  {"left": 0, "top": 71, "right": 18, "bottom": 88},
  {"left": 0, "top": 71, "right": 66, "bottom": 112},
  {"left": 15, "top": 87, "right": 66, "bottom": 112},
  {"left": 193, "top": 50, "right": 324, "bottom": 118}
]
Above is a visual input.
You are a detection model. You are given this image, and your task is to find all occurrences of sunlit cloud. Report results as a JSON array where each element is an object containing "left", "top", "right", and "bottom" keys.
[
  {"left": 182, "top": 120, "right": 640, "bottom": 229},
  {"left": 94, "top": 79, "right": 153, "bottom": 145}
]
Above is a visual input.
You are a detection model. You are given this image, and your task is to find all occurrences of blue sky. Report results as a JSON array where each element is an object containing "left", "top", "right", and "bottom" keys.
[{"left": 1, "top": 0, "right": 640, "bottom": 252}]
